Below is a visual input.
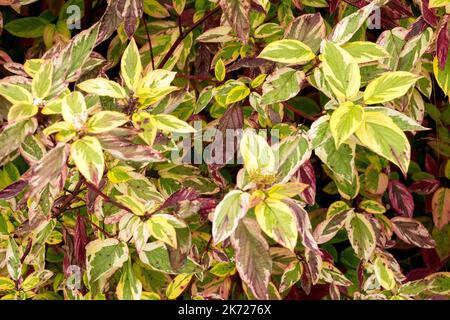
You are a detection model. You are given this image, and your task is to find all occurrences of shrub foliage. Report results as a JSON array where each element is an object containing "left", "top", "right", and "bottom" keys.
[{"left": 0, "top": 0, "right": 449, "bottom": 300}]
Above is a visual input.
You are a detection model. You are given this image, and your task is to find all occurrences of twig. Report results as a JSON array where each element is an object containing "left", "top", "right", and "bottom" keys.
[
  {"left": 54, "top": 178, "right": 85, "bottom": 217},
  {"left": 20, "top": 240, "right": 32, "bottom": 264},
  {"left": 142, "top": 17, "right": 155, "bottom": 70},
  {"left": 157, "top": 6, "right": 221, "bottom": 69},
  {"left": 85, "top": 181, "right": 134, "bottom": 214},
  {"left": 83, "top": 216, "right": 113, "bottom": 238}
]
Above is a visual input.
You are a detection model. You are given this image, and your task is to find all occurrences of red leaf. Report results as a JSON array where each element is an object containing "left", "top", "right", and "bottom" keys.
[
  {"left": 422, "top": 248, "right": 446, "bottom": 271},
  {"left": 425, "top": 154, "right": 438, "bottom": 177},
  {"left": 437, "top": 16, "right": 449, "bottom": 70},
  {"left": 391, "top": 217, "right": 435, "bottom": 249},
  {"left": 409, "top": 178, "right": 440, "bottom": 195},
  {"left": 74, "top": 214, "right": 88, "bottom": 269},
  {"left": 293, "top": 160, "right": 316, "bottom": 205},
  {"left": 405, "top": 268, "right": 434, "bottom": 281},
  {"left": 421, "top": 0, "right": 438, "bottom": 27},
  {"left": 388, "top": 180, "right": 414, "bottom": 218}
]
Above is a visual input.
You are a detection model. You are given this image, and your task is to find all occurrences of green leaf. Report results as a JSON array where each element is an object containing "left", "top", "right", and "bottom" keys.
[
  {"left": 86, "top": 239, "right": 129, "bottom": 284},
  {"left": 4, "top": 17, "right": 50, "bottom": 38},
  {"left": 314, "top": 119, "right": 356, "bottom": 183},
  {"left": 22, "top": 270, "right": 53, "bottom": 291},
  {"left": 261, "top": 68, "right": 304, "bottom": 105},
  {"left": 121, "top": 38, "right": 142, "bottom": 91},
  {"left": 342, "top": 41, "right": 389, "bottom": 64},
  {"left": 365, "top": 107, "right": 429, "bottom": 131},
  {"left": 172, "top": 0, "right": 186, "bottom": 15},
  {"left": 272, "top": 133, "right": 311, "bottom": 184},
  {"left": 328, "top": 1, "right": 378, "bottom": 45},
  {"left": 166, "top": 274, "right": 192, "bottom": 299},
  {"left": 363, "top": 71, "right": 419, "bottom": 105},
  {"left": 433, "top": 54, "right": 450, "bottom": 97},
  {"left": 212, "top": 190, "right": 250, "bottom": 244},
  {"left": 62, "top": 91, "right": 88, "bottom": 129},
  {"left": 116, "top": 259, "right": 142, "bottom": 300},
  {"left": 87, "top": 111, "right": 129, "bottom": 134},
  {"left": 240, "top": 129, "right": 276, "bottom": 183},
  {"left": 78, "top": 78, "right": 127, "bottom": 99},
  {"left": 231, "top": 218, "right": 272, "bottom": 300},
  {"left": 196, "top": 26, "right": 234, "bottom": 43},
  {"left": 330, "top": 102, "right": 364, "bottom": 148},
  {"left": 345, "top": 212, "right": 376, "bottom": 261},
  {"left": 20, "top": 135, "right": 47, "bottom": 162},
  {"left": 6, "top": 238, "right": 21, "bottom": 281},
  {"left": 0, "top": 83, "right": 33, "bottom": 105},
  {"left": 215, "top": 59, "right": 226, "bottom": 82},
  {"left": 359, "top": 200, "right": 386, "bottom": 214},
  {"left": 258, "top": 39, "right": 315, "bottom": 65},
  {"left": 7, "top": 103, "right": 39, "bottom": 124},
  {"left": 210, "top": 262, "right": 236, "bottom": 277},
  {"left": 322, "top": 41, "right": 360, "bottom": 101},
  {"left": 432, "top": 187, "right": 450, "bottom": 230},
  {"left": 374, "top": 257, "right": 396, "bottom": 290},
  {"left": 152, "top": 114, "right": 195, "bottom": 133},
  {"left": 279, "top": 261, "right": 303, "bottom": 293},
  {"left": 143, "top": 0, "right": 170, "bottom": 18},
  {"left": 255, "top": 198, "right": 298, "bottom": 251},
  {"left": 355, "top": 111, "right": 410, "bottom": 175},
  {"left": 0, "top": 119, "right": 38, "bottom": 162},
  {"left": 71, "top": 136, "right": 105, "bottom": 186}
]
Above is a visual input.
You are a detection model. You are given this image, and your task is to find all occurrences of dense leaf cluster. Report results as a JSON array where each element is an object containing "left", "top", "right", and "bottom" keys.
[{"left": 0, "top": 0, "right": 449, "bottom": 300}]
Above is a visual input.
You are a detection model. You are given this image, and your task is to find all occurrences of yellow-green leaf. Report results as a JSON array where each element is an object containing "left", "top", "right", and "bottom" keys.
[
  {"left": 355, "top": 111, "right": 410, "bottom": 175},
  {"left": 7, "top": 103, "right": 38, "bottom": 124},
  {"left": 121, "top": 38, "right": 142, "bottom": 91},
  {"left": 258, "top": 39, "right": 315, "bottom": 65},
  {"left": 146, "top": 214, "right": 178, "bottom": 248},
  {"left": 166, "top": 274, "right": 192, "bottom": 299},
  {"left": 87, "top": 111, "right": 129, "bottom": 134},
  {"left": 329, "top": 102, "right": 364, "bottom": 148},
  {"left": 363, "top": 71, "right": 419, "bottom": 105},
  {"left": 0, "top": 83, "right": 33, "bottom": 104},
  {"left": 433, "top": 54, "right": 450, "bottom": 97},
  {"left": 342, "top": 41, "right": 389, "bottom": 64},
  {"left": 71, "top": 136, "right": 105, "bottom": 186},
  {"left": 215, "top": 58, "right": 226, "bottom": 82},
  {"left": 255, "top": 198, "right": 298, "bottom": 251},
  {"left": 62, "top": 91, "right": 88, "bottom": 129},
  {"left": 225, "top": 85, "right": 250, "bottom": 105},
  {"left": 322, "top": 41, "right": 360, "bottom": 101},
  {"left": 78, "top": 78, "right": 127, "bottom": 99},
  {"left": 374, "top": 257, "right": 396, "bottom": 290},
  {"left": 32, "top": 61, "right": 53, "bottom": 99}
]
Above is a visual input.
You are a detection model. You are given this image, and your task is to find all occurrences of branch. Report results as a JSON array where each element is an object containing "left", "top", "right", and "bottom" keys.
[
  {"left": 142, "top": 18, "right": 155, "bottom": 70},
  {"left": 282, "top": 102, "right": 324, "bottom": 121},
  {"left": 157, "top": 6, "right": 221, "bottom": 69},
  {"left": 175, "top": 73, "right": 218, "bottom": 82}
]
